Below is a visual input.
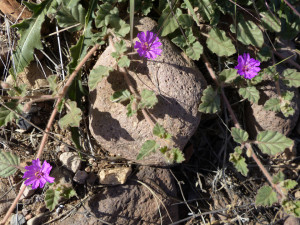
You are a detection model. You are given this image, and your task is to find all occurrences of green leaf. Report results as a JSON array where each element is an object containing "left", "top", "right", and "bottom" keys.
[
  {"left": 229, "top": 147, "right": 248, "bottom": 176},
  {"left": 10, "top": 0, "right": 52, "bottom": 78},
  {"left": 137, "top": 140, "right": 159, "bottom": 160},
  {"left": 281, "top": 179, "right": 297, "bottom": 190},
  {"left": 230, "top": 18, "right": 264, "bottom": 47},
  {"left": 158, "top": 6, "right": 182, "bottom": 36},
  {"left": 111, "top": 90, "right": 131, "bottom": 103},
  {"left": 0, "top": 151, "right": 20, "bottom": 177},
  {"left": 282, "top": 69, "right": 300, "bottom": 88},
  {"left": 127, "top": 96, "right": 137, "bottom": 117},
  {"left": 183, "top": 0, "right": 201, "bottom": 26},
  {"left": 88, "top": 65, "right": 112, "bottom": 91},
  {"left": 256, "top": 130, "right": 293, "bottom": 155},
  {"left": 57, "top": 0, "right": 80, "bottom": 9},
  {"left": 47, "top": 75, "right": 58, "bottom": 95},
  {"left": 264, "top": 98, "right": 281, "bottom": 112},
  {"left": 185, "top": 41, "right": 203, "bottom": 60},
  {"left": 238, "top": 86, "right": 260, "bottom": 104},
  {"left": 272, "top": 171, "right": 284, "bottom": 184},
  {"left": 178, "top": 14, "right": 193, "bottom": 29},
  {"left": 231, "top": 127, "right": 249, "bottom": 144},
  {"left": 118, "top": 56, "right": 130, "bottom": 68},
  {"left": 61, "top": 186, "right": 77, "bottom": 199},
  {"left": 153, "top": 123, "right": 171, "bottom": 139},
  {"left": 207, "top": 28, "right": 236, "bottom": 57},
  {"left": 114, "top": 40, "right": 127, "bottom": 54},
  {"left": 219, "top": 69, "right": 237, "bottom": 83},
  {"left": 113, "top": 19, "right": 130, "bottom": 37},
  {"left": 45, "top": 189, "right": 60, "bottom": 211},
  {"left": 255, "top": 185, "right": 278, "bottom": 206},
  {"left": 58, "top": 101, "right": 82, "bottom": 129},
  {"left": 282, "top": 200, "right": 300, "bottom": 218},
  {"left": 257, "top": 46, "right": 271, "bottom": 62},
  {"left": 260, "top": 11, "right": 281, "bottom": 33},
  {"left": 198, "top": 85, "right": 220, "bottom": 113},
  {"left": 0, "top": 101, "right": 22, "bottom": 127},
  {"left": 56, "top": 4, "right": 86, "bottom": 32},
  {"left": 138, "top": 89, "right": 158, "bottom": 109},
  {"left": 95, "top": 3, "right": 114, "bottom": 28},
  {"left": 194, "top": 0, "right": 216, "bottom": 24},
  {"left": 170, "top": 148, "right": 185, "bottom": 163}
]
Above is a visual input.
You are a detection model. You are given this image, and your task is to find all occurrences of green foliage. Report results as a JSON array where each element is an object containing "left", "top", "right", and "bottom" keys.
[
  {"left": 282, "top": 69, "right": 300, "bottom": 88},
  {"left": 47, "top": 75, "right": 59, "bottom": 95},
  {"left": 256, "top": 130, "right": 293, "bottom": 155},
  {"left": 282, "top": 200, "right": 300, "bottom": 218},
  {"left": 0, "top": 101, "right": 22, "bottom": 127},
  {"left": 111, "top": 90, "right": 131, "bottom": 103},
  {"left": 153, "top": 123, "right": 171, "bottom": 139},
  {"left": 45, "top": 189, "right": 60, "bottom": 211},
  {"left": 238, "top": 86, "right": 260, "bottom": 104},
  {"left": 134, "top": 0, "right": 154, "bottom": 16},
  {"left": 260, "top": 11, "right": 281, "bottom": 33},
  {"left": 219, "top": 69, "right": 237, "bottom": 83},
  {"left": 158, "top": 6, "right": 182, "bottom": 36},
  {"left": 138, "top": 89, "right": 158, "bottom": 109},
  {"left": 126, "top": 95, "right": 137, "bottom": 117},
  {"left": 230, "top": 18, "right": 264, "bottom": 47},
  {"left": 255, "top": 185, "right": 278, "bottom": 206},
  {"left": 137, "top": 140, "right": 160, "bottom": 160},
  {"left": 10, "top": 0, "right": 52, "bottom": 79},
  {"left": 169, "top": 148, "right": 185, "bottom": 163},
  {"left": 264, "top": 98, "right": 281, "bottom": 112},
  {"left": 0, "top": 151, "right": 20, "bottom": 177},
  {"left": 206, "top": 28, "right": 236, "bottom": 57},
  {"left": 280, "top": 91, "right": 295, "bottom": 117},
  {"left": 186, "top": 41, "right": 203, "bottom": 60},
  {"left": 257, "top": 46, "right": 271, "bottom": 62},
  {"left": 58, "top": 101, "right": 82, "bottom": 129},
  {"left": 198, "top": 86, "right": 220, "bottom": 114},
  {"left": 229, "top": 147, "right": 248, "bottom": 176},
  {"left": 272, "top": 171, "right": 284, "bottom": 184},
  {"left": 183, "top": 0, "right": 201, "bottom": 26},
  {"left": 88, "top": 65, "right": 112, "bottom": 91},
  {"left": 118, "top": 56, "right": 131, "bottom": 68},
  {"left": 178, "top": 14, "right": 193, "bottom": 29},
  {"left": 281, "top": 179, "right": 298, "bottom": 190},
  {"left": 231, "top": 128, "right": 249, "bottom": 144}
]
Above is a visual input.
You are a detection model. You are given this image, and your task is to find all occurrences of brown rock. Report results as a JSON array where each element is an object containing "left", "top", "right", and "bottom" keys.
[
  {"left": 89, "top": 17, "right": 207, "bottom": 165},
  {"left": 54, "top": 166, "right": 178, "bottom": 225},
  {"left": 245, "top": 81, "right": 300, "bottom": 138},
  {"left": 0, "top": 181, "right": 15, "bottom": 216},
  {"left": 284, "top": 216, "right": 300, "bottom": 225},
  {"left": 98, "top": 167, "right": 132, "bottom": 185}
]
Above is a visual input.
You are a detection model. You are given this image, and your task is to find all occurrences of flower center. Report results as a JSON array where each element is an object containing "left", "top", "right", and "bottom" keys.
[
  {"left": 142, "top": 42, "right": 150, "bottom": 51},
  {"left": 242, "top": 64, "right": 249, "bottom": 73},
  {"left": 35, "top": 171, "right": 43, "bottom": 179}
]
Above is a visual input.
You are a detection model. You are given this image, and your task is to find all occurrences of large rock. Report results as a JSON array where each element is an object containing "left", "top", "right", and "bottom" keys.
[
  {"left": 89, "top": 17, "right": 207, "bottom": 165},
  {"left": 245, "top": 81, "right": 300, "bottom": 138},
  {"left": 54, "top": 166, "right": 178, "bottom": 225}
]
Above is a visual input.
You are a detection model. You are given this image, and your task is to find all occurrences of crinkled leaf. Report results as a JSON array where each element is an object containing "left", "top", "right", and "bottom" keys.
[
  {"left": 138, "top": 89, "right": 158, "bottom": 109},
  {"left": 183, "top": 0, "right": 201, "bottom": 26},
  {"left": 230, "top": 18, "right": 264, "bottom": 47},
  {"left": 56, "top": 4, "right": 86, "bottom": 32},
  {"left": 61, "top": 186, "right": 77, "bottom": 199},
  {"left": 229, "top": 147, "right": 248, "bottom": 176},
  {"left": 137, "top": 140, "right": 159, "bottom": 160},
  {"left": 281, "top": 179, "right": 297, "bottom": 190},
  {"left": 231, "top": 127, "right": 249, "bottom": 144},
  {"left": 153, "top": 123, "right": 171, "bottom": 139},
  {"left": 280, "top": 6, "right": 300, "bottom": 40},
  {"left": 260, "top": 11, "right": 281, "bottom": 32},
  {"left": 193, "top": 0, "right": 216, "bottom": 24},
  {"left": 282, "top": 69, "right": 300, "bottom": 88},
  {"left": 57, "top": 0, "right": 80, "bottom": 8},
  {"left": 45, "top": 189, "right": 60, "bottom": 211},
  {"left": 47, "top": 75, "right": 58, "bottom": 95},
  {"left": 114, "top": 40, "right": 127, "bottom": 54},
  {"left": 283, "top": 200, "right": 300, "bottom": 218},
  {"left": 170, "top": 148, "right": 185, "bottom": 163},
  {"left": 264, "top": 98, "right": 281, "bottom": 112},
  {"left": 257, "top": 46, "right": 271, "bottom": 62},
  {"left": 158, "top": 6, "right": 182, "bottom": 36},
  {"left": 58, "top": 101, "right": 82, "bottom": 129},
  {"left": 88, "top": 65, "right": 112, "bottom": 91},
  {"left": 10, "top": 0, "right": 52, "bottom": 79},
  {"left": 118, "top": 56, "right": 130, "bottom": 68},
  {"left": 256, "top": 130, "right": 293, "bottom": 155},
  {"left": 178, "top": 14, "right": 193, "bottom": 29},
  {"left": 127, "top": 96, "right": 137, "bottom": 117},
  {"left": 185, "top": 41, "right": 202, "bottom": 60},
  {"left": 111, "top": 90, "right": 131, "bottom": 103},
  {"left": 219, "top": 69, "right": 237, "bottom": 83},
  {"left": 0, "top": 101, "right": 22, "bottom": 127},
  {"left": 239, "top": 86, "right": 260, "bottom": 104},
  {"left": 199, "top": 85, "right": 220, "bottom": 113},
  {"left": 0, "top": 151, "right": 20, "bottom": 177},
  {"left": 171, "top": 35, "right": 186, "bottom": 49},
  {"left": 272, "top": 171, "right": 284, "bottom": 184},
  {"left": 207, "top": 28, "right": 236, "bottom": 57},
  {"left": 255, "top": 185, "right": 278, "bottom": 206}
]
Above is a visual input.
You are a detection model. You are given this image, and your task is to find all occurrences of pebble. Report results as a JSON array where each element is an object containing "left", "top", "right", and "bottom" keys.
[
  {"left": 99, "top": 167, "right": 132, "bottom": 185},
  {"left": 10, "top": 213, "right": 26, "bottom": 225},
  {"left": 59, "top": 152, "right": 81, "bottom": 173},
  {"left": 73, "top": 170, "right": 88, "bottom": 184}
]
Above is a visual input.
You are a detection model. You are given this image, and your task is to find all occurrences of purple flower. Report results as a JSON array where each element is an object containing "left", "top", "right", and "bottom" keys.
[
  {"left": 134, "top": 31, "right": 162, "bottom": 59},
  {"left": 23, "top": 159, "right": 55, "bottom": 189},
  {"left": 235, "top": 53, "right": 261, "bottom": 79}
]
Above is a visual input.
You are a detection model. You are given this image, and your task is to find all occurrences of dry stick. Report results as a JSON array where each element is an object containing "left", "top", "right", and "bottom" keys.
[
  {"left": 202, "top": 54, "right": 284, "bottom": 200},
  {"left": 1, "top": 44, "right": 100, "bottom": 225}
]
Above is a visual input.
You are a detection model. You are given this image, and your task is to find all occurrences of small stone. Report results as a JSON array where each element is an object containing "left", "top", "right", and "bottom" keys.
[
  {"left": 86, "top": 173, "right": 97, "bottom": 186},
  {"left": 73, "top": 170, "right": 88, "bottom": 184},
  {"left": 88, "top": 158, "right": 95, "bottom": 164},
  {"left": 0, "top": 182, "right": 15, "bottom": 216},
  {"left": 20, "top": 184, "right": 35, "bottom": 200},
  {"left": 85, "top": 166, "right": 91, "bottom": 173},
  {"left": 27, "top": 213, "right": 48, "bottom": 225},
  {"left": 284, "top": 216, "right": 300, "bottom": 225},
  {"left": 50, "top": 167, "right": 73, "bottom": 187},
  {"left": 21, "top": 208, "right": 30, "bottom": 216},
  {"left": 99, "top": 167, "right": 132, "bottom": 185},
  {"left": 25, "top": 214, "right": 32, "bottom": 221},
  {"left": 92, "top": 162, "right": 97, "bottom": 167},
  {"left": 59, "top": 144, "right": 69, "bottom": 152},
  {"left": 10, "top": 213, "right": 26, "bottom": 225},
  {"left": 59, "top": 152, "right": 81, "bottom": 173}
]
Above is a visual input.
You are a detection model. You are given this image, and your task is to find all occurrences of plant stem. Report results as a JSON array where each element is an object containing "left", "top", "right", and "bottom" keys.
[
  {"left": 202, "top": 53, "right": 285, "bottom": 200},
  {"left": 0, "top": 44, "right": 99, "bottom": 225}
]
